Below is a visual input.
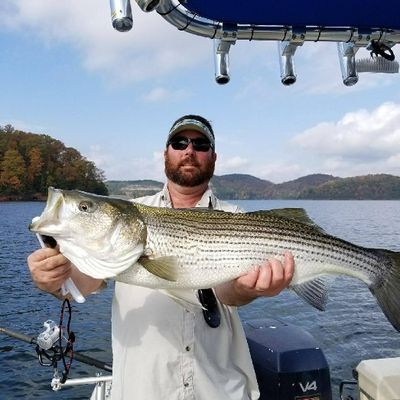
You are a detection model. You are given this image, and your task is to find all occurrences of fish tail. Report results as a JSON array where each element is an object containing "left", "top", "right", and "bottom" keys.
[{"left": 370, "top": 250, "right": 400, "bottom": 332}]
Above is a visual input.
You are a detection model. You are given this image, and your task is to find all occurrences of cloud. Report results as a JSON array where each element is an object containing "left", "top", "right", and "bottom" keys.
[
  {"left": 291, "top": 101, "right": 400, "bottom": 176},
  {"left": 1, "top": 0, "right": 209, "bottom": 85},
  {"left": 88, "top": 145, "right": 165, "bottom": 180},
  {"left": 216, "top": 155, "right": 249, "bottom": 175},
  {"left": 142, "top": 87, "right": 190, "bottom": 103}
]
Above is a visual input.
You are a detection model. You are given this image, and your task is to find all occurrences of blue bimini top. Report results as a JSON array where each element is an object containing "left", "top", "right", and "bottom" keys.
[{"left": 182, "top": 0, "right": 400, "bottom": 30}]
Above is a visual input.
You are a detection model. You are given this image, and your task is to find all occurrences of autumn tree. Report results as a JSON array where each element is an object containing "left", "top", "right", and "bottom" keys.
[
  {"left": 0, "top": 128, "right": 108, "bottom": 198},
  {"left": 27, "top": 147, "right": 44, "bottom": 192},
  {"left": 0, "top": 148, "right": 26, "bottom": 194}
]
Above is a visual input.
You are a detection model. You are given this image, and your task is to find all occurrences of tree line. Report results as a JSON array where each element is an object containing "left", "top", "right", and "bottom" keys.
[{"left": 0, "top": 125, "right": 108, "bottom": 199}]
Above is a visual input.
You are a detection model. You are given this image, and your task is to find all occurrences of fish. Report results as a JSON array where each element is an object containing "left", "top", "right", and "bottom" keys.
[{"left": 29, "top": 187, "right": 400, "bottom": 331}]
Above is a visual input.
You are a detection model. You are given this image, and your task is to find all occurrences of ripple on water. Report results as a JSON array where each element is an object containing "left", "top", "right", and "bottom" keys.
[{"left": 2, "top": 200, "right": 400, "bottom": 399}]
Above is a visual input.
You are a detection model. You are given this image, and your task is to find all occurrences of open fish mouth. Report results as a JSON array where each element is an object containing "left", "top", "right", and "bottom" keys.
[{"left": 29, "top": 187, "right": 64, "bottom": 233}]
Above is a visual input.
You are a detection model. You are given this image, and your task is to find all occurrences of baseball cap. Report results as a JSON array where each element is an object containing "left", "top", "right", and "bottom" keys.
[{"left": 166, "top": 115, "right": 215, "bottom": 149}]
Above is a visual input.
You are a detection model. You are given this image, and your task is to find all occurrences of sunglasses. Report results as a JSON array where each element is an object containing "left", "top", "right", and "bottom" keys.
[{"left": 168, "top": 136, "right": 213, "bottom": 152}]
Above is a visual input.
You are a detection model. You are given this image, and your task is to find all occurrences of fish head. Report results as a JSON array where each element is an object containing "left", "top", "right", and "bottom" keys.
[{"left": 30, "top": 187, "right": 147, "bottom": 278}]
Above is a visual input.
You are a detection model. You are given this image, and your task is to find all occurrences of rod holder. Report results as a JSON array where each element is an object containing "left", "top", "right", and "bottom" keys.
[
  {"left": 110, "top": 0, "right": 133, "bottom": 32},
  {"left": 337, "top": 42, "right": 359, "bottom": 86},
  {"left": 135, "top": 0, "right": 161, "bottom": 12},
  {"left": 278, "top": 41, "right": 303, "bottom": 86},
  {"left": 214, "top": 39, "right": 232, "bottom": 84}
]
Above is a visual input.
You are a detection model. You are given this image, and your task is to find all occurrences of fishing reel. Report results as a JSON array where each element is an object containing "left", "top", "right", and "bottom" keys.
[
  {"left": 37, "top": 320, "right": 60, "bottom": 351},
  {"left": 35, "top": 299, "right": 75, "bottom": 386}
]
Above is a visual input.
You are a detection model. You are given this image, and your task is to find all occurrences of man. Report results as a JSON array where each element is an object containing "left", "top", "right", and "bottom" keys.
[{"left": 28, "top": 114, "right": 294, "bottom": 399}]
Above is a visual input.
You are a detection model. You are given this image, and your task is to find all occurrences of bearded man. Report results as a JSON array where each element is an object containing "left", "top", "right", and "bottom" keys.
[{"left": 28, "top": 114, "right": 294, "bottom": 400}]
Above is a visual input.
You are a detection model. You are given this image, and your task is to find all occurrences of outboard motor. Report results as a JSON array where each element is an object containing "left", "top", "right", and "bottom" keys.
[{"left": 244, "top": 318, "right": 332, "bottom": 400}]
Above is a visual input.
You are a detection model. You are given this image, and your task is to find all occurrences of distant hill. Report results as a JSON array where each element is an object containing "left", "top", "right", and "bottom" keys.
[
  {"left": 106, "top": 173, "right": 400, "bottom": 200},
  {"left": 210, "top": 174, "right": 274, "bottom": 199},
  {"left": 301, "top": 174, "right": 400, "bottom": 199},
  {"left": 106, "top": 180, "right": 163, "bottom": 198}
]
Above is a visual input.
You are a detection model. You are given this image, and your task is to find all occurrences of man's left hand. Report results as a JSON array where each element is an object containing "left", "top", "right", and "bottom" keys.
[{"left": 215, "top": 252, "right": 294, "bottom": 306}]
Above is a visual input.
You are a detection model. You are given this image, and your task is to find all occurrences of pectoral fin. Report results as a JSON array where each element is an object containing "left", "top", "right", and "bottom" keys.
[
  {"left": 138, "top": 255, "right": 179, "bottom": 282},
  {"left": 291, "top": 277, "right": 329, "bottom": 311},
  {"left": 160, "top": 289, "right": 203, "bottom": 310}
]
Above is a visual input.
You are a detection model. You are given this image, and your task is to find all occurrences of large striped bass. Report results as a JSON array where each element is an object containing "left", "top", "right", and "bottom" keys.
[{"left": 30, "top": 187, "right": 400, "bottom": 331}]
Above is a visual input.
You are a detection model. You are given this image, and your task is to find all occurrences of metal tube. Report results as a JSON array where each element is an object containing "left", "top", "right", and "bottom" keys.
[
  {"left": 278, "top": 41, "right": 301, "bottom": 85},
  {"left": 135, "top": 0, "right": 161, "bottom": 12},
  {"left": 61, "top": 375, "right": 113, "bottom": 387},
  {"left": 157, "top": 0, "right": 400, "bottom": 44},
  {"left": 337, "top": 42, "right": 359, "bottom": 86},
  {"left": 214, "top": 39, "right": 231, "bottom": 84},
  {"left": 110, "top": 0, "right": 133, "bottom": 32}
]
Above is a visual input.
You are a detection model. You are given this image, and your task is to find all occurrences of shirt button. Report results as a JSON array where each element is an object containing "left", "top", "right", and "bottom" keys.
[
  {"left": 185, "top": 346, "right": 191, "bottom": 351},
  {"left": 184, "top": 382, "right": 189, "bottom": 387}
]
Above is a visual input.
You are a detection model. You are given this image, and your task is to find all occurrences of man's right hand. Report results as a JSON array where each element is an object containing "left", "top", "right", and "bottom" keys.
[{"left": 27, "top": 248, "right": 72, "bottom": 294}]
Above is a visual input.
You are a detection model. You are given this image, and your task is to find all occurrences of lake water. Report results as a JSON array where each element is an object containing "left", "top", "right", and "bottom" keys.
[{"left": 1, "top": 200, "right": 400, "bottom": 399}]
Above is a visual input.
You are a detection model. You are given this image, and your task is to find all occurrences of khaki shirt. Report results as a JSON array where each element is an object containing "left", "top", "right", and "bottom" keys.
[{"left": 111, "top": 185, "right": 260, "bottom": 400}]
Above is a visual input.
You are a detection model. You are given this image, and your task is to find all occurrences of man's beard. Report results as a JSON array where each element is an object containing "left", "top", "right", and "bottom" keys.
[{"left": 165, "top": 154, "right": 215, "bottom": 187}]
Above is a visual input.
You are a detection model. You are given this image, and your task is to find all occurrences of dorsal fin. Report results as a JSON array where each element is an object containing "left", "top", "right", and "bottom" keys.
[{"left": 250, "top": 208, "right": 326, "bottom": 233}]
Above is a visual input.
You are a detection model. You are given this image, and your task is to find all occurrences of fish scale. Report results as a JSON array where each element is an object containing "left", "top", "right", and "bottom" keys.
[
  {"left": 136, "top": 204, "right": 385, "bottom": 288},
  {"left": 30, "top": 188, "right": 400, "bottom": 332}
]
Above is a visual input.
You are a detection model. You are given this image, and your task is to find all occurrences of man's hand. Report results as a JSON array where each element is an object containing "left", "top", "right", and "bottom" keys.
[
  {"left": 27, "top": 248, "right": 72, "bottom": 294},
  {"left": 27, "top": 248, "right": 104, "bottom": 297},
  {"left": 215, "top": 252, "right": 295, "bottom": 306}
]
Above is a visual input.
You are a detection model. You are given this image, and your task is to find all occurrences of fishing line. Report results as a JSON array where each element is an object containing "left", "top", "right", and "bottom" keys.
[
  {"left": 35, "top": 298, "right": 75, "bottom": 383},
  {"left": 58, "top": 298, "right": 75, "bottom": 384}
]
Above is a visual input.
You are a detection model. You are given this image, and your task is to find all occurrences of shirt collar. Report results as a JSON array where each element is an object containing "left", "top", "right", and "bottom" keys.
[{"left": 160, "top": 183, "right": 216, "bottom": 209}]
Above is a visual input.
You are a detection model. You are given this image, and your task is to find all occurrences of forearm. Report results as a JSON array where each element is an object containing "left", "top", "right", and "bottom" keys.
[
  {"left": 69, "top": 266, "right": 105, "bottom": 296},
  {"left": 215, "top": 281, "right": 256, "bottom": 306}
]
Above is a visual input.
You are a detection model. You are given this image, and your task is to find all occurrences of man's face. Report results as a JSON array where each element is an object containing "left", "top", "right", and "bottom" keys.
[{"left": 164, "top": 130, "right": 217, "bottom": 187}]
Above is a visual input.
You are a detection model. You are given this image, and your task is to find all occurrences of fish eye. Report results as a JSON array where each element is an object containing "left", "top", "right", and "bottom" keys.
[{"left": 78, "top": 200, "right": 96, "bottom": 213}]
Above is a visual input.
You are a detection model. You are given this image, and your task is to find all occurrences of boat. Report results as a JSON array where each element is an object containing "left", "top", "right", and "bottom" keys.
[
  {"left": 109, "top": 0, "right": 400, "bottom": 86},
  {"left": 2, "top": 314, "right": 399, "bottom": 400}
]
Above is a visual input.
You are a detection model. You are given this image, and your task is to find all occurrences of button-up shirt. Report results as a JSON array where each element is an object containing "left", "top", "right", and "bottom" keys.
[{"left": 111, "top": 185, "right": 260, "bottom": 400}]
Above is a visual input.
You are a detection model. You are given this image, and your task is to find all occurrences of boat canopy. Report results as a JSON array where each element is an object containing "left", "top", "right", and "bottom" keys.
[
  {"left": 179, "top": 0, "right": 400, "bottom": 29},
  {"left": 110, "top": 0, "right": 400, "bottom": 86}
]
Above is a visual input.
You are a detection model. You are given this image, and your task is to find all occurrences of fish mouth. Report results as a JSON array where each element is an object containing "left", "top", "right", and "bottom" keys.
[{"left": 29, "top": 187, "right": 64, "bottom": 234}]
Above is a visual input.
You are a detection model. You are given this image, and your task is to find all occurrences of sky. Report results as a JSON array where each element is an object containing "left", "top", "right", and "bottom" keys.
[{"left": 1, "top": 0, "right": 400, "bottom": 184}]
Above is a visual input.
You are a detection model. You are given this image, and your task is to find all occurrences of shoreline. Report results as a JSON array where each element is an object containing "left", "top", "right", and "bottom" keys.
[{"left": 0, "top": 195, "right": 47, "bottom": 202}]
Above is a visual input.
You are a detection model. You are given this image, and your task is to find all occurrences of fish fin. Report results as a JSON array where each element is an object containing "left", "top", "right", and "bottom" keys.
[
  {"left": 160, "top": 289, "right": 203, "bottom": 311},
  {"left": 138, "top": 256, "right": 179, "bottom": 282},
  {"left": 291, "top": 277, "right": 329, "bottom": 311},
  {"left": 370, "top": 250, "right": 400, "bottom": 332},
  {"left": 252, "top": 208, "right": 326, "bottom": 233}
]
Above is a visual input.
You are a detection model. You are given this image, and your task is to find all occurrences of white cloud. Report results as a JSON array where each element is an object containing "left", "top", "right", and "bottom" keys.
[
  {"left": 217, "top": 155, "right": 249, "bottom": 175},
  {"left": 291, "top": 102, "right": 400, "bottom": 177},
  {"left": 1, "top": 0, "right": 209, "bottom": 84},
  {"left": 88, "top": 145, "right": 165, "bottom": 181},
  {"left": 142, "top": 87, "right": 190, "bottom": 103}
]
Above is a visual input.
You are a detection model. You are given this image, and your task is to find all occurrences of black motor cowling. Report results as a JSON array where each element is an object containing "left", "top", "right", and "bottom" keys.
[{"left": 244, "top": 318, "right": 332, "bottom": 400}]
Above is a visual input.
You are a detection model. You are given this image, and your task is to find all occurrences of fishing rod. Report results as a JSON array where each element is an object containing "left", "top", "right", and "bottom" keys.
[
  {"left": 0, "top": 299, "right": 112, "bottom": 375},
  {"left": 0, "top": 326, "right": 112, "bottom": 372}
]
